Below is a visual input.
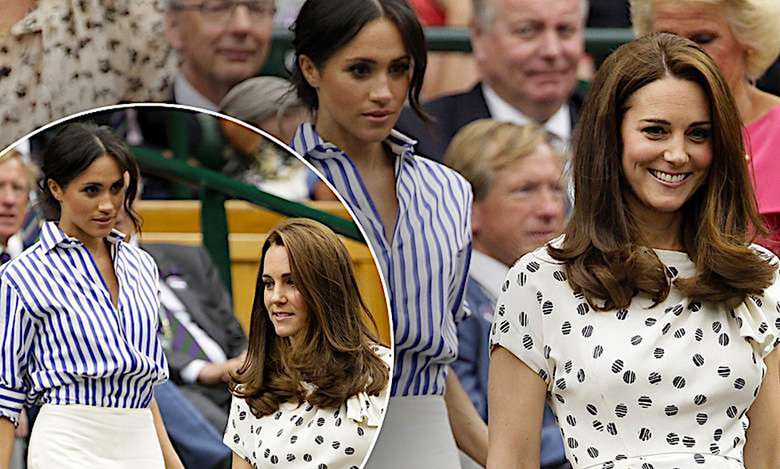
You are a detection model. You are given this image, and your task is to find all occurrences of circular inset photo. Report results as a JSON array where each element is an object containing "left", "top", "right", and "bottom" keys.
[{"left": 0, "top": 104, "right": 392, "bottom": 469}]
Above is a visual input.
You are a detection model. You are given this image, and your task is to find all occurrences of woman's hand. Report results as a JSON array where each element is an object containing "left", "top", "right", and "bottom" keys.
[{"left": 487, "top": 346, "right": 547, "bottom": 469}]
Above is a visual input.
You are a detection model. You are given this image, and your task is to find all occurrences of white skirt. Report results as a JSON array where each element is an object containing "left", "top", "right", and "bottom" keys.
[
  {"left": 28, "top": 404, "right": 164, "bottom": 469},
  {"left": 365, "top": 395, "right": 461, "bottom": 469}
]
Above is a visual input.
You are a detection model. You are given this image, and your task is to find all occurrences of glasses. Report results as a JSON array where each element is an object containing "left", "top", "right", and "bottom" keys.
[{"left": 172, "top": 1, "right": 276, "bottom": 22}]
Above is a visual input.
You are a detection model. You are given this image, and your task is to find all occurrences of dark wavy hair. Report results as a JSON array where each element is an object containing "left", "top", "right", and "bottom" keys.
[
  {"left": 230, "top": 218, "right": 389, "bottom": 417},
  {"left": 290, "top": 0, "right": 428, "bottom": 120},
  {"left": 38, "top": 122, "right": 141, "bottom": 235},
  {"left": 549, "top": 32, "right": 775, "bottom": 310}
]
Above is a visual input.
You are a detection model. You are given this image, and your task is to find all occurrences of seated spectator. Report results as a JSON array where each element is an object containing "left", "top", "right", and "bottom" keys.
[
  {"left": 164, "top": 0, "right": 276, "bottom": 109},
  {"left": 115, "top": 186, "right": 248, "bottom": 436},
  {"left": 444, "top": 119, "right": 569, "bottom": 469},
  {"left": 0, "top": 0, "right": 177, "bottom": 147},
  {"left": 220, "top": 76, "right": 311, "bottom": 144},
  {"left": 396, "top": 0, "right": 588, "bottom": 162}
]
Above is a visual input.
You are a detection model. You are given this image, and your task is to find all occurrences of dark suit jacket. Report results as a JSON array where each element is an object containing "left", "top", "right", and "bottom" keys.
[
  {"left": 395, "top": 82, "right": 583, "bottom": 162},
  {"left": 144, "top": 243, "right": 247, "bottom": 405}
]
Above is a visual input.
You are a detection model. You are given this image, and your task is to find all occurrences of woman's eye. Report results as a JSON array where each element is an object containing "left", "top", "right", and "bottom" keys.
[
  {"left": 690, "top": 33, "right": 716, "bottom": 45},
  {"left": 83, "top": 186, "right": 99, "bottom": 194},
  {"left": 642, "top": 126, "right": 666, "bottom": 138},
  {"left": 689, "top": 127, "right": 711, "bottom": 142},
  {"left": 389, "top": 61, "right": 410, "bottom": 76},
  {"left": 263, "top": 281, "right": 273, "bottom": 290},
  {"left": 110, "top": 182, "right": 124, "bottom": 193},
  {"left": 348, "top": 63, "right": 371, "bottom": 78}
]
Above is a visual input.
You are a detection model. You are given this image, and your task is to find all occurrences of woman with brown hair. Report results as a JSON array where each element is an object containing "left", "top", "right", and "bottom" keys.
[
  {"left": 630, "top": 0, "right": 780, "bottom": 254},
  {"left": 224, "top": 218, "right": 390, "bottom": 469},
  {"left": 487, "top": 33, "right": 780, "bottom": 469}
]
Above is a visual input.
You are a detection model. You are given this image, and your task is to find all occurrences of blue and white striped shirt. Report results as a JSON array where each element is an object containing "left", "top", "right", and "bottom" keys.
[
  {"left": 0, "top": 222, "right": 168, "bottom": 423},
  {"left": 293, "top": 123, "right": 472, "bottom": 396}
]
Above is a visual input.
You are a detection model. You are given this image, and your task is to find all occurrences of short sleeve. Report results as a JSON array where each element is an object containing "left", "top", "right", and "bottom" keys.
[
  {"left": 0, "top": 276, "right": 34, "bottom": 424},
  {"left": 732, "top": 245, "right": 780, "bottom": 358},
  {"left": 489, "top": 255, "right": 553, "bottom": 388},
  {"left": 223, "top": 395, "right": 251, "bottom": 460},
  {"left": 346, "top": 345, "right": 392, "bottom": 426}
]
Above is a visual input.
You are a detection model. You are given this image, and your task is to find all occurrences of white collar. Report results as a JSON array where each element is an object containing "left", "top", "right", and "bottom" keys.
[
  {"left": 3, "top": 233, "right": 24, "bottom": 259},
  {"left": 469, "top": 250, "right": 510, "bottom": 300},
  {"left": 482, "top": 83, "right": 571, "bottom": 145},
  {"left": 173, "top": 73, "right": 219, "bottom": 111}
]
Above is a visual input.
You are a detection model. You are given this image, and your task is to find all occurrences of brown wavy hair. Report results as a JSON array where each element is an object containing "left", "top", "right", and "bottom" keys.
[
  {"left": 548, "top": 32, "right": 775, "bottom": 310},
  {"left": 230, "top": 218, "right": 389, "bottom": 417}
]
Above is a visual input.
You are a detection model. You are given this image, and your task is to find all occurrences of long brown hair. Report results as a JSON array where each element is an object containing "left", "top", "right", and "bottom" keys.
[
  {"left": 230, "top": 218, "right": 389, "bottom": 417},
  {"left": 549, "top": 32, "right": 775, "bottom": 310}
]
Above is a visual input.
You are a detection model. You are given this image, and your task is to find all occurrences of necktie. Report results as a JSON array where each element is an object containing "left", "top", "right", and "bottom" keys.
[
  {"left": 159, "top": 306, "right": 209, "bottom": 361},
  {"left": 0, "top": 251, "right": 11, "bottom": 266}
]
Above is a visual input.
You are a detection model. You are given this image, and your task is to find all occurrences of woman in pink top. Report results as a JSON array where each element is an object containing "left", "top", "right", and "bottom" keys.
[{"left": 630, "top": 0, "right": 780, "bottom": 253}]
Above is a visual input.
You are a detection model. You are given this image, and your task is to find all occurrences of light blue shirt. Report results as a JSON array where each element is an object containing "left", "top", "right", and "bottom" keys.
[
  {"left": 0, "top": 222, "right": 168, "bottom": 423},
  {"left": 292, "top": 123, "right": 472, "bottom": 396}
]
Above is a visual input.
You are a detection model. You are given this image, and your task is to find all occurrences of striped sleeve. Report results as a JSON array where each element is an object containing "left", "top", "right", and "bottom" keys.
[
  {"left": 0, "top": 278, "right": 34, "bottom": 424},
  {"left": 450, "top": 175, "right": 473, "bottom": 324}
]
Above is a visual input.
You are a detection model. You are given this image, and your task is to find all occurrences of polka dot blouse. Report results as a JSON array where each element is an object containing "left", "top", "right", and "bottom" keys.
[
  {"left": 224, "top": 346, "right": 391, "bottom": 468},
  {"left": 490, "top": 240, "right": 780, "bottom": 469}
]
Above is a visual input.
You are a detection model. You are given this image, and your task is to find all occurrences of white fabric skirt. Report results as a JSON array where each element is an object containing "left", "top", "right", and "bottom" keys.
[
  {"left": 28, "top": 404, "right": 164, "bottom": 469},
  {"left": 364, "top": 395, "right": 461, "bottom": 469}
]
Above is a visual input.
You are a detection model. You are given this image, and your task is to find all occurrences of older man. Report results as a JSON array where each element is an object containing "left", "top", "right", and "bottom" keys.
[
  {"left": 165, "top": 0, "right": 276, "bottom": 109},
  {"left": 397, "top": 0, "right": 587, "bottom": 161},
  {"left": 0, "top": 151, "right": 37, "bottom": 266},
  {"left": 444, "top": 120, "right": 569, "bottom": 469}
]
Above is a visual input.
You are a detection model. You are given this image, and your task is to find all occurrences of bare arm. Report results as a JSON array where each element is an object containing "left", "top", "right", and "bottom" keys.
[
  {"left": 0, "top": 417, "right": 13, "bottom": 469},
  {"left": 744, "top": 347, "right": 780, "bottom": 469},
  {"left": 232, "top": 452, "right": 253, "bottom": 469},
  {"left": 150, "top": 397, "right": 185, "bottom": 469},
  {"left": 487, "top": 346, "right": 547, "bottom": 469},
  {"left": 445, "top": 369, "right": 488, "bottom": 467}
]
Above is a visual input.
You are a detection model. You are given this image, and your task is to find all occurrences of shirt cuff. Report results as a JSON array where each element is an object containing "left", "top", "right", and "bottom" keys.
[{"left": 181, "top": 359, "right": 209, "bottom": 384}]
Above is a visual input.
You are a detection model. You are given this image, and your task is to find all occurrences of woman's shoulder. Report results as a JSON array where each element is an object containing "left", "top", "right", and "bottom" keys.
[
  {"left": 370, "top": 343, "right": 393, "bottom": 368},
  {"left": 511, "top": 236, "right": 566, "bottom": 273}
]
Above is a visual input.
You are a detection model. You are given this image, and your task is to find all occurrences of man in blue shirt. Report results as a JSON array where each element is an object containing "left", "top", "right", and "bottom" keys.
[{"left": 444, "top": 120, "right": 570, "bottom": 468}]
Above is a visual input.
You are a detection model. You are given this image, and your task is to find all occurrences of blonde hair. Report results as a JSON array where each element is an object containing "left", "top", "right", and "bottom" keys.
[
  {"left": 0, "top": 149, "right": 38, "bottom": 193},
  {"left": 443, "top": 119, "right": 565, "bottom": 201},
  {"left": 630, "top": 0, "right": 780, "bottom": 80}
]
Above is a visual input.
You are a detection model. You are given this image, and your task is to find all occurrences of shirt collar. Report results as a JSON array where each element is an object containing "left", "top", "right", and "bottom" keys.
[
  {"left": 482, "top": 83, "right": 571, "bottom": 145},
  {"left": 2, "top": 234, "right": 24, "bottom": 259},
  {"left": 40, "top": 221, "right": 125, "bottom": 253},
  {"left": 292, "top": 122, "right": 418, "bottom": 165},
  {"left": 469, "top": 250, "right": 510, "bottom": 299},
  {"left": 173, "top": 73, "right": 219, "bottom": 111}
]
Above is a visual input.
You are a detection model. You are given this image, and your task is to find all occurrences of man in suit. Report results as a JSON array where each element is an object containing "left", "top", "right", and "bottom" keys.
[
  {"left": 142, "top": 243, "right": 247, "bottom": 432},
  {"left": 164, "top": 0, "right": 276, "bottom": 109},
  {"left": 444, "top": 120, "right": 569, "bottom": 468},
  {"left": 396, "top": 0, "right": 587, "bottom": 162}
]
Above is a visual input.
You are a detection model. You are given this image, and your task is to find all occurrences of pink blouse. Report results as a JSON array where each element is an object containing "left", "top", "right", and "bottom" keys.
[{"left": 745, "top": 104, "right": 780, "bottom": 254}]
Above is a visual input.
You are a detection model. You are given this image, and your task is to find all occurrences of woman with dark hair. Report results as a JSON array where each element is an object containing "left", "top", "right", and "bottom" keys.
[
  {"left": 488, "top": 33, "right": 780, "bottom": 468},
  {"left": 289, "top": 0, "right": 486, "bottom": 467},
  {"left": 224, "top": 218, "right": 390, "bottom": 468},
  {"left": 0, "top": 123, "right": 182, "bottom": 468}
]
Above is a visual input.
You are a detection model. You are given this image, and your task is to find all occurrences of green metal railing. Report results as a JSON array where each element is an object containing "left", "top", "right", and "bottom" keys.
[
  {"left": 261, "top": 26, "right": 635, "bottom": 76},
  {"left": 130, "top": 112, "right": 363, "bottom": 293}
]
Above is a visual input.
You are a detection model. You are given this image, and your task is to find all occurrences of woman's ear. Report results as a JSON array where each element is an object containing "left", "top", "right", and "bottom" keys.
[
  {"left": 298, "top": 55, "right": 321, "bottom": 89},
  {"left": 47, "top": 179, "right": 63, "bottom": 202}
]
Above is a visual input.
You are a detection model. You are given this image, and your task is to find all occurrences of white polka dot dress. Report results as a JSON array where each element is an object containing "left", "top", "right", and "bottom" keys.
[
  {"left": 490, "top": 240, "right": 780, "bottom": 469},
  {"left": 223, "top": 346, "right": 391, "bottom": 468}
]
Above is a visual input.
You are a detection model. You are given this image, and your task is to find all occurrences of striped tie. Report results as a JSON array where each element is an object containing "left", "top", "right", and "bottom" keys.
[{"left": 160, "top": 306, "right": 208, "bottom": 361}]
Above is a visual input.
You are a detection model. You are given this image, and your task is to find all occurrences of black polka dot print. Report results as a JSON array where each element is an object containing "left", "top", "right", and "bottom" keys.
[
  {"left": 223, "top": 346, "right": 391, "bottom": 467},
  {"left": 490, "top": 241, "right": 780, "bottom": 467}
]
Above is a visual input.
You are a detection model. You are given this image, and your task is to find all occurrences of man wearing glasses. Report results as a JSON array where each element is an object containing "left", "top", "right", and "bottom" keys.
[{"left": 165, "top": 0, "right": 276, "bottom": 110}]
